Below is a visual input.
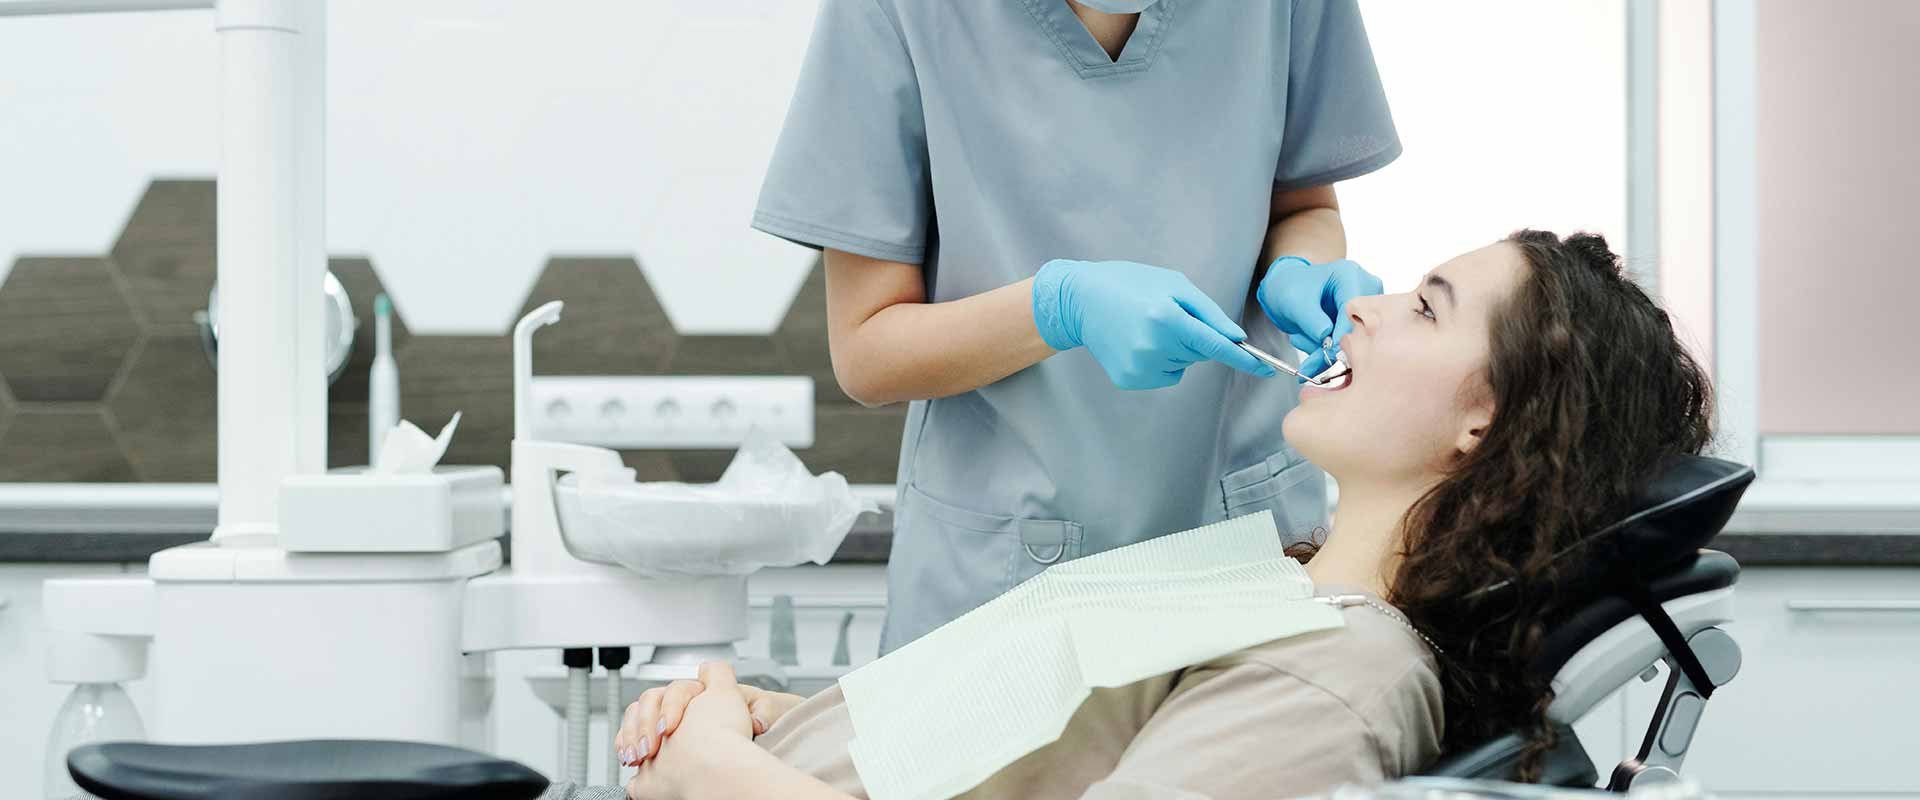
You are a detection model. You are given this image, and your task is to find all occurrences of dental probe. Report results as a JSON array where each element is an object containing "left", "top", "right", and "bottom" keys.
[{"left": 1234, "top": 340, "right": 1344, "bottom": 386}]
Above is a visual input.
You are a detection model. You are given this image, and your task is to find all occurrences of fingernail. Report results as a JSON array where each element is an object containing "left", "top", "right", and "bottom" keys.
[
  {"left": 656, "top": 718, "right": 666, "bottom": 735},
  {"left": 753, "top": 716, "right": 767, "bottom": 732},
  {"left": 619, "top": 747, "right": 636, "bottom": 764},
  {"left": 637, "top": 737, "right": 649, "bottom": 758}
]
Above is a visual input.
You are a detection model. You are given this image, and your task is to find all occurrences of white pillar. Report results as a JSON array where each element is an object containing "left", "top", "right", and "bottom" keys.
[
  {"left": 294, "top": 0, "right": 328, "bottom": 473},
  {"left": 213, "top": 0, "right": 324, "bottom": 545}
]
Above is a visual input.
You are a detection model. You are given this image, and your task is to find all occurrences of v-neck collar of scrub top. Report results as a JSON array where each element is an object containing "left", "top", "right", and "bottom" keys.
[{"left": 1021, "top": 0, "right": 1176, "bottom": 79}]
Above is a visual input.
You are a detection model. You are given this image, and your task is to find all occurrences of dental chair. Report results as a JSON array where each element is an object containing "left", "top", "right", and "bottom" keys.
[
  {"left": 1418, "top": 454, "right": 1752, "bottom": 790},
  {"left": 64, "top": 456, "right": 1753, "bottom": 800}
]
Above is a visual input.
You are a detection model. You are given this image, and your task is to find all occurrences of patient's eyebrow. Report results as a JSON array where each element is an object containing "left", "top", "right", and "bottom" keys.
[{"left": 1424, "top": 274, "right": 1457, "bottom": 309}]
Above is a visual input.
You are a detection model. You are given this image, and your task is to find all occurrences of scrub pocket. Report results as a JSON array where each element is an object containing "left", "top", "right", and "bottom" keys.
[
  {"left": 894, "top": 483, "right": 1085, "bottom": 620},
  {"left": 1220, "top": 446, "right": 1330, "bottom": 545}
]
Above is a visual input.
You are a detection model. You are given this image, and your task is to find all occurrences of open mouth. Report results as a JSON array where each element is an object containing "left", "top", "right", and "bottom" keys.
[{"left": 1312, "top": 355, "right": 1353, "bottom": 391}]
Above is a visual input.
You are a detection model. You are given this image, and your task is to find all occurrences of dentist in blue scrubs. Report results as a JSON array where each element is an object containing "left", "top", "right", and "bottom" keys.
[{"left": 753, "top": 0, "right": 1399, "bottom": 652}]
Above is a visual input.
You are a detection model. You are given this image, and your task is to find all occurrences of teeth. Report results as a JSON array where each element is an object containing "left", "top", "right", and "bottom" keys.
[{"left": 1311, "top": 355, "right": 1352, "bottom": 389}]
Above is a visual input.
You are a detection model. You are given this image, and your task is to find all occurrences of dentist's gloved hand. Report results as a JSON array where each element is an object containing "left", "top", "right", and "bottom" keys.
[
  {"left": 1256, "top": 256, "right": 1384, "bottom": 379},
  {"left": 1033, "top": 259, "right": 1277, "bottom": 390}
]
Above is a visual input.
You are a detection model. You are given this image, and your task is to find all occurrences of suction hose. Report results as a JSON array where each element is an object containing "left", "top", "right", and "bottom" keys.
[
  {"left": 563, "top": 648, "right": 592, "bottom": 785},
  {"left": 599, "top": 647, "right": 632, "bottom": 784}
]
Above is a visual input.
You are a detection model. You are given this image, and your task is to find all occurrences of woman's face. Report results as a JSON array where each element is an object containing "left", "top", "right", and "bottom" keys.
[{"left": 1283, "top": 242, "right": 1530, "bottom": 485}]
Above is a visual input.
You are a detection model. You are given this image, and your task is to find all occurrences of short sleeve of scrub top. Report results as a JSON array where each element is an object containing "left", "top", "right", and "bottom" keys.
[
  {"left": 751, "top": 0, "right": 931, "bottom": 264},
  {"left": 1274, "top": 0, "right": 1401, "bottom": 189}
]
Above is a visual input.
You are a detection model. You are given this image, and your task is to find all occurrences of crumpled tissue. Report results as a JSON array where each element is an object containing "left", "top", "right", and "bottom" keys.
[
  {"left": 372, "top": 412, "right": 461, "bottom": 474},
  {"left": 557, "top": 427, "right": 880, "bottom": 577}
]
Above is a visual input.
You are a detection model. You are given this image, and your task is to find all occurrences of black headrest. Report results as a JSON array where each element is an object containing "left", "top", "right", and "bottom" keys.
[
  {"left": 1573, "top": 455, "right": 1753, "bottom": 581},
  {"left": 68, "top": 740, "right": 548, "bottom": 800}
]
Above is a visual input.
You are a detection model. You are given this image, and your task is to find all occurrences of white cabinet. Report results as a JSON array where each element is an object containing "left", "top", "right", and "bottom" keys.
[
  {"left": 0, "top": 562, "right": 147, "bottom": 800},
  {"left": 1627, "top": 566, "right": 1920, "bottom": 796}
]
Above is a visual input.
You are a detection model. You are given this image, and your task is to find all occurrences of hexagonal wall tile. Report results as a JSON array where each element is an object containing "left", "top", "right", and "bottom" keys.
[
  {"left": 664, "top": 449, "right": 736, "bottom": 484},
  {"left": 773, "top": 258, "right": 850, "bottom": 404},
  {"left": 108, "top": 335, "right": 217, "bottom": 481},
  {"left": 0, "top": 408, "right": 136, "bottom": 482},
  {"left": 329, "top": 402, "right": 371, "bottom": 470},
  {"left": 663, "top": 335, "right": 788, "bottom": 376},
  {"left": 109, "top": 180, "right": 216, "bottom": 333},
  {"left": 396, "top": 335, "right": 514, "bottom": 470},
  {"left": 0, "top": 257, "right": 142, "bottom": 402},
  {"left": 805, "top": 405, "right": 908, "bottom": 485},
  {"left": 516, "top": 257, "right": 676, "bottom": 375},
  {"left": 609, "top": 449, "right": 679, "bottom": 482},
  {"left": 327, "top": 257, "right": 412, "bottom": 405},
  {"left": 0, "top": 377, "right": 13, "bottom": 444}
]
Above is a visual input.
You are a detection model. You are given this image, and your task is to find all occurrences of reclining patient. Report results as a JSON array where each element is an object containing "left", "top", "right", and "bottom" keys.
[{"left": 547, "top": 229, "right": 1714, "bottom": 800}]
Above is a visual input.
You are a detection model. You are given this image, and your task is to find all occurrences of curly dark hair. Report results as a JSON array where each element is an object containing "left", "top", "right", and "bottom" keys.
[{"left": 1384, "top": 230, "right": 1715, "bottom": 779}]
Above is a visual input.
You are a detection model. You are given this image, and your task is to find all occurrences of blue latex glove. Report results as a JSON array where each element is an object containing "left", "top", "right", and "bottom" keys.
[
  {"left": 1033, "top": 259, "right": 1277, "bottom": 390},
  {"left": 1255, "top": 256, "right": 1384, "bottom": 379}
]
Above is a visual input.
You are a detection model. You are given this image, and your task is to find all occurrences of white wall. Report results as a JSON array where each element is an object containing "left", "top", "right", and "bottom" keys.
[
  {"left": 1, "top": 2, "right": 1627, "bottom": 332},
  {"left": 0, "top": 1, "right": 820, "bottom": 336},
  {"left": 1344, "top": 0, "right": 1627, "bottom": 294}
]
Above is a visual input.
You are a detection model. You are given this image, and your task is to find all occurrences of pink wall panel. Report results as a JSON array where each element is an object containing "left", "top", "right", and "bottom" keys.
[{"left": 1755, "top": 0, "right": 1920, "bottom": 434}]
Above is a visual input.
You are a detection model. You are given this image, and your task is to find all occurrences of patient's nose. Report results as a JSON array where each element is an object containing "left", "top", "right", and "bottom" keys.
[{"left": 1344, "top": 293, "right": 1380, "bottom": 332}]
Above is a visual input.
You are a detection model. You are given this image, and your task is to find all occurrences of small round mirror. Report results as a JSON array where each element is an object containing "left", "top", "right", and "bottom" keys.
[{"left": 193, "top": 272, "right": 359, "bottom": 384}]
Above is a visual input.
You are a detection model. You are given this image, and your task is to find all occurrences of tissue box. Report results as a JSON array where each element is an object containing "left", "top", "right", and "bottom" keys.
[{"left": 279, "top": 465, "right": 505, "bottom": 553}]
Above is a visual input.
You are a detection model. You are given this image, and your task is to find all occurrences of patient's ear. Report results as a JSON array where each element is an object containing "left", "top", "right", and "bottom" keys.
[{"left": 1455, "top": 402, "right": 1494, "bottom": 455}]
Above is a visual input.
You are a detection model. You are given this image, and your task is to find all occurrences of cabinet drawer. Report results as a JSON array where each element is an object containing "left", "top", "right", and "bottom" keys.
[{"left": 1637, "top": 567, "right": 1920, "bottom": 793}]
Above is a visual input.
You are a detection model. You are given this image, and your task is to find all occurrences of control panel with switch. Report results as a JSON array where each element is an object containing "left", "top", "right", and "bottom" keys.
[{"left": 528, "top": 376, "right": 813, "bottom": 449}]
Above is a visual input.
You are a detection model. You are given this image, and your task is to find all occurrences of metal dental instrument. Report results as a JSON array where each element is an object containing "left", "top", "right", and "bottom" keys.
[{"left": 1234, "top": 340, "right": 1343, "bottom": 386}]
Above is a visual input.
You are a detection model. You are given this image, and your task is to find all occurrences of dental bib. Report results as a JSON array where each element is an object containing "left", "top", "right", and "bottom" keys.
[{"left": 839, "top": 511, "right": 1344, "bottom": 800}]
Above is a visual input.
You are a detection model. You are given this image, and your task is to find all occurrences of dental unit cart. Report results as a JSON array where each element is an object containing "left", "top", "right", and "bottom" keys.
[{"left": 42, "top": 298, "right": 820, "bottom": 791}]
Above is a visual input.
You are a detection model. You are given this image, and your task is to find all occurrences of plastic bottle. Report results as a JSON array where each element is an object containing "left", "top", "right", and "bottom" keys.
[{"left": 44, "top": 682, "right": 145, "bottom": 799}]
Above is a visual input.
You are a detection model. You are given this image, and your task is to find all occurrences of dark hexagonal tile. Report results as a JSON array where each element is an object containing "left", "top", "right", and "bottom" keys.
[
  {"left": 328, "top": 402, "right": 370, "bottom": 469},
  {"left": 663, "top": 335, "right": 790, "bottom": 375},
  {"left": 773, "top": 257, "right": 852, "bottom": 404},
  {"left": 0, "top": 377, "right": 14, "bottom": 443},
  {"left": 0, "top": 257, "right": 143, "bottom": 402},
  {"left": 610, "top": 449, "right": 680, "bottom": 482},
  {"left": 109, "top": 179, "right": 216, "bottom": 333},
  {"left": 804, "top": 404, "right": 907, "bottom": 484},
  {"left": 516, "top": 258, "right": 675, "bottom": 375},
  {"left": 107, "top": 335, "right": 217, "bottom": 481},
  {"left": 0, "top": 408, "right": 136, "bottom": 482},
  {"left": 396, "top": 335, "right": 514, "bottom": 469},
  {"left": 664, "top": 449, "right": 736, "bottom": 484},
  {"left": 327, "top": 257, "right": 413, "bottom": 405}
]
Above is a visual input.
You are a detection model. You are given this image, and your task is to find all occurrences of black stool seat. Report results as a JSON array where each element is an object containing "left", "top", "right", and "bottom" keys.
[{"left": 68, "top": 739, "right": 549, "bottom": 800}]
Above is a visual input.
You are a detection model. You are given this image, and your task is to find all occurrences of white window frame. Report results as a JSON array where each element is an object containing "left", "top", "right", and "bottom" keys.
[{"left": 1708, "top": 0, "right": 1920, "bottom": 513}]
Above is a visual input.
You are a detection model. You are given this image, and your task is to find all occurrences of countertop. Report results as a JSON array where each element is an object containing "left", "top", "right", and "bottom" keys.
[{"left": 3, "top": 483, "right": 1918, "bottom": 567}]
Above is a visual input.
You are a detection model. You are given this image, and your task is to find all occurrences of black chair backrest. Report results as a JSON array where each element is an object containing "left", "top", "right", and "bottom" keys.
[
  {"left": 1564, "top": 455, "right": 1754, "bottom": 581},
  {"left": 1420, "top": 455, "right": 1754, "bottom": 786}
]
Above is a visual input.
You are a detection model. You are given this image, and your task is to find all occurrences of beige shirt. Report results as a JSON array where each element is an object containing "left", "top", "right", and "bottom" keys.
[{"left": 756, "top": 592, "right": 1444, "bottom": 800}]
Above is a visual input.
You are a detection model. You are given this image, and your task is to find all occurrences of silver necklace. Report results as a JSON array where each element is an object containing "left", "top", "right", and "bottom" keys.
[{"left": 1317, "top": 594, "right": 1445, "bottom": 657}]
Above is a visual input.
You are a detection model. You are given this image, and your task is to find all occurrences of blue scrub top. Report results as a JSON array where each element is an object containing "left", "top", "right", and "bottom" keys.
[{"left": 754, "top": 0, "right": 1400, "bottom": 652}]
